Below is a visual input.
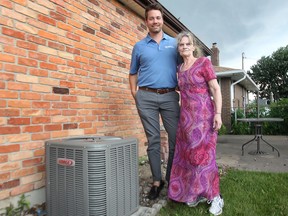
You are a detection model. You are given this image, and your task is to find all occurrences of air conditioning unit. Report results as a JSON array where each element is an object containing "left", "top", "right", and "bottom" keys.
[{"left": 45, "top": 136, "right": 139, "bottom": 216}]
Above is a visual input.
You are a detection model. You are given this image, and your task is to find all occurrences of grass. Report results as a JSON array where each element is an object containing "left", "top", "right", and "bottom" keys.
[{"left": 158, "top": 168, "right": 288, "bottom": 216}]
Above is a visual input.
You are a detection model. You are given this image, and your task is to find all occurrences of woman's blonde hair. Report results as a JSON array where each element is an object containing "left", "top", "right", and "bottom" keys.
[{"left": 177, "top": 31, "right": 202, "bottom": 58}]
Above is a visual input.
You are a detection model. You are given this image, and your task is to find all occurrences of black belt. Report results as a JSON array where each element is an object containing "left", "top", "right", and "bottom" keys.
[{"left": 139, "top": 87, "right": 175, "bottom": 94}]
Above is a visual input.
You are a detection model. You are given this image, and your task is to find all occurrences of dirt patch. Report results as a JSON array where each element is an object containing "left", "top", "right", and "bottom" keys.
[
  {"left": 138, "top": 159, "right": 230, "bottom": 207},
  {"left": 138, "top": 159, "right": 169, "bottom": 207}
]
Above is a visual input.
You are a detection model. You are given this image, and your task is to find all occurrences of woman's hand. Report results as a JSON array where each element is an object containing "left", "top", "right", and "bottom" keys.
[{"left": 213, "top": 113, "right": 222, "bottom": 131}]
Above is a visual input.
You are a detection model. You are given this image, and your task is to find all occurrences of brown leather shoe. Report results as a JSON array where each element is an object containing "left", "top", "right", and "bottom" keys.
[{"left": 147, "top": 180, "right": 165, "bottom": 200}]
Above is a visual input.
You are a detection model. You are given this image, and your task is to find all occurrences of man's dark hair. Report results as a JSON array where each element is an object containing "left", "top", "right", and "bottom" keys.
[{"left": 145, "top": 3, "right": 163, "bottom": 20}]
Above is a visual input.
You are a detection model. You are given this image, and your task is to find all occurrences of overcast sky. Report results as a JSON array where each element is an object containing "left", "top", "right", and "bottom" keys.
[{"left": 158, "top": 0, "right": 288, "bottom": 71}]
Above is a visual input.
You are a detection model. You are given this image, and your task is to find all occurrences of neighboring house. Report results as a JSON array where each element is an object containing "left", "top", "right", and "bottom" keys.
[
  {"left": 211, "top": 44, "right": 259, "bottom": 131},
  {"left": 0, "top": 0, "right": 212, "bottom": 212}
]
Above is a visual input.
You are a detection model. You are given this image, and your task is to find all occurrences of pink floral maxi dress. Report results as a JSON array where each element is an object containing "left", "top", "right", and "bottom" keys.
[{"left": 168, "top": 57, "right": 220, "bottom": 203}]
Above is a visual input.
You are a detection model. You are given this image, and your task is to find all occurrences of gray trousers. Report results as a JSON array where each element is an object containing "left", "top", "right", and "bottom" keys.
[{"left": 136, "top": 90, "right": 180, "bottom": 183}]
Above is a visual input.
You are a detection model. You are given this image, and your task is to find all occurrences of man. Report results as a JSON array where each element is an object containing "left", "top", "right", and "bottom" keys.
[{"left": 129, "top": 3, "right": 180, "bottom": 200}]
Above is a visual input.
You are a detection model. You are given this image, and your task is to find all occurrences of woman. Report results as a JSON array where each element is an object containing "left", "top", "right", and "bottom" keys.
[{"left": 168, "top": 31, "right": 224, "bottom": 216}]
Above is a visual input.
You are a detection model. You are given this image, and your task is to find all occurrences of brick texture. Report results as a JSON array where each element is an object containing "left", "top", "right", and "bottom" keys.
[
  {"left": 0, "top": 0, "right": 151, "bottom": 203},
  {"left": 220, "top": 78, "right": 232, "bottom": 131}
]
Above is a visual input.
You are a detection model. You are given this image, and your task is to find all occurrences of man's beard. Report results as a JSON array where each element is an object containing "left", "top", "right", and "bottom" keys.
[
  {"left": 151, "top": 29, "right": 161, "bottom": 34},
  {"left": 149, "top": 25, "right": 162, "bottom": 34}
]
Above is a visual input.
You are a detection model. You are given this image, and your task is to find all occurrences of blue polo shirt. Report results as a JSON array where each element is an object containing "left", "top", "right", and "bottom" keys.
[{"left": 130, "top": 33, "right": 178, "bottom": 89}]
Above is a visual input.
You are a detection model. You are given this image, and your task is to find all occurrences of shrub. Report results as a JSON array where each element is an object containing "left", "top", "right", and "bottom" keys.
[
  {"left": 231, "top": 99, "right": 288, "bottom": 135},
  {"left": 231, "top": 109, "right": 251, "bottom": 135},
  {"left": 263, "top": 99, "right": 288, "bottom": 135},
  {"left": 218, "top": 124, "right": 227, "bottom": 135}
]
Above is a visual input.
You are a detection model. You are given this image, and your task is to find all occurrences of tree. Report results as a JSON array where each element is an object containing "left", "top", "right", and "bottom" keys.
[{"left": 248, "top": 45, "right": 288, "bottom": 101}]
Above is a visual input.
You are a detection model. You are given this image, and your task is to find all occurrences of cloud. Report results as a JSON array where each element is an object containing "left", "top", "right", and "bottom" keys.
[{"left": 159, "top": 0, "right": 288, "bottom": 70}]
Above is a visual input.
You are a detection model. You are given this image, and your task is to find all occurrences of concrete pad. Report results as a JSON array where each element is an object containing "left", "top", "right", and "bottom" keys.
[{"left": 217, "top": 135, "right": 288, "bottom": 173}]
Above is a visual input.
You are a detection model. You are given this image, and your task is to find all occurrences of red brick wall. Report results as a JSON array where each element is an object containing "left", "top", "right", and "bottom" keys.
[
  {"left": 0, "top": 0, "right": 149, "bottom": 202},
  {"left": 220, "top": 78, "right": 231, "bottom": 131}
]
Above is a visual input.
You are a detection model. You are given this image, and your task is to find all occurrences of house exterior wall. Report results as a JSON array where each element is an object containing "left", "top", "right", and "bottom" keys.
[
  {"left": 0, "top": 0, "right": 152, "bottom": 207},
  {"left": 234, "top": 84, "right": 246, "bottom": 109},
  {"left": 219, "top": 77, "right": 231, "bottom": 131},
  {"left": 218, "top": 76, "right": 251, "bottom": 132}
]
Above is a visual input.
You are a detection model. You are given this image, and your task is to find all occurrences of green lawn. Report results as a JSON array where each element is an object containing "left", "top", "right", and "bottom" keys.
[{"left": 158, "top": 169, "right": 288, "bottom": 216}]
